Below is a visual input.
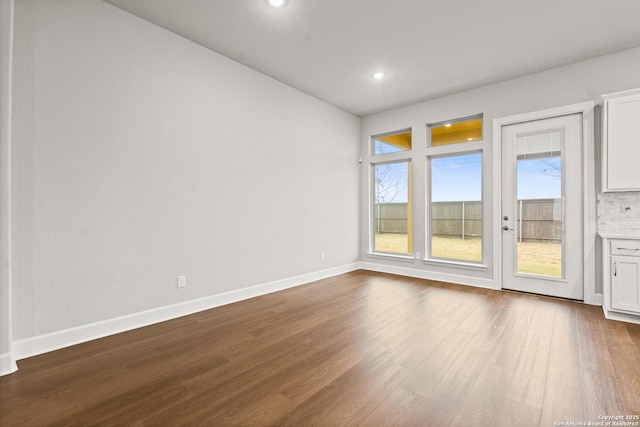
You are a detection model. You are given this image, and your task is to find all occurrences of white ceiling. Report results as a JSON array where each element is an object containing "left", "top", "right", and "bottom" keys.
[{"left": 103, "top": 0, "right": 640, "bottom": 116}]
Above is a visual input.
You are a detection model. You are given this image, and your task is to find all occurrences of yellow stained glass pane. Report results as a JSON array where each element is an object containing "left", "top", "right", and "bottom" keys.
[
  {"left": 373, "top": 130, "right": 412, "bottom": 154},
  {"left": 431, "top": 118, "right": 482, "bottom": 146}
]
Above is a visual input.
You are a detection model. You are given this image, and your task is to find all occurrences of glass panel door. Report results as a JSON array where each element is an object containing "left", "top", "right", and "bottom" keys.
[
  {"left": 501, "top": 114, "right": 583, "bottom": 300},
  {"left": 515, "top": 131, "right": 563, "bottom": 277}
]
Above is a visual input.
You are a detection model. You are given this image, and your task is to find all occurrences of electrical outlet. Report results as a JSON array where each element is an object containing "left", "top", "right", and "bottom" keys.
[
  {"left": 320, "top": 252, "right": 325, "bottom": 261},
  {"left": 415, "top": 252, "right": 421, "bottom": 259},
  {"left": 177, "top": 275, "right": 186, "bottom": 288}
]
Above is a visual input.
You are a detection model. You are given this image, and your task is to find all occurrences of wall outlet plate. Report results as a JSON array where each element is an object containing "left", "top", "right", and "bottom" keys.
[
  {"left": 177, "top": 275, "right": 186, "bottom": 288},
  {"left": 621, "top": 218, "right": 640, "bottom": 229}
]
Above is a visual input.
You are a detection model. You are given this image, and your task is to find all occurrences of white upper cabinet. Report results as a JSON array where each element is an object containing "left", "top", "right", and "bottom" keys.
[{"left": 603, "top": 88, "right": 640, "bottom": 192}]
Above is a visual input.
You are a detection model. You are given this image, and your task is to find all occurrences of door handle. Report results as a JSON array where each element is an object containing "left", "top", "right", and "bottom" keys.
[{"left": 502, "top": 226, "right": 513, "bottom": 231}]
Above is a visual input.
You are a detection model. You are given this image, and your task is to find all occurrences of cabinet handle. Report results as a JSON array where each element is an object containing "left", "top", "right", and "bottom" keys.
[{"left": 614, "top": 261, "right": 617, "bottom": 277}]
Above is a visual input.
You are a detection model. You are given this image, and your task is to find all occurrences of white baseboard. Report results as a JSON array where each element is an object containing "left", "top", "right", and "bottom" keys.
[
  {"left": 359, "top": 261, "right": 498, "bottom": 290},
  {"left": 5, "top": 261, "right": 604, "bottom": 376},
  {"left": 602, "top": 306, "right": 640, "bottom": 325},
  {"left": 12, "top": 263, "right": 359, "bottom": 363},
  {"left": 0, "top": 351, "right": 18, "bottom": 376}
]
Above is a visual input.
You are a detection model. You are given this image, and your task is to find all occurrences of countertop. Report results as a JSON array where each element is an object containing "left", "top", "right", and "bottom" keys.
[{"left": 599, "top": 232, "right": 640, "bottom": 239}]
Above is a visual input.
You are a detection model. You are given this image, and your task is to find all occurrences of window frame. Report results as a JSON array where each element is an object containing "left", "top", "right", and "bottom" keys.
[
  {"left": 371, "top": 128, "right": 412, "bottom": 156},
  {"left": 367, "top": 128, "right": 414, "bottom": 260},
  {"left": 427, "top": 114, "right": 483, "bottom": 148},
  {"left": 370, "top": 158, "right": 413, "bottom": 258},
  {"left": 426, "top": 149, "right": 484, "bottom": 265},
  {"left": 424, "top": 112, "right": 487, "bottom": 270}
]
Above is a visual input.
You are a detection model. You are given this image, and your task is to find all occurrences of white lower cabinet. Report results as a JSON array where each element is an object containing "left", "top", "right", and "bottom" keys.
[
  {"left": 604, "top": 238, "right": 640, "bottom": 323},
  {"left": 611, "top": 255, "right": 640, "bottom": 313}
]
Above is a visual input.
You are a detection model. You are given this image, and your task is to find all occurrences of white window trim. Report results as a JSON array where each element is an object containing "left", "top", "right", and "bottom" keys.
[
  {"left": 367, "top": 252, "right": 416, "bottom": 262},
  {"left": 422, "top": 258, "right": 489, "bottom": 271}
]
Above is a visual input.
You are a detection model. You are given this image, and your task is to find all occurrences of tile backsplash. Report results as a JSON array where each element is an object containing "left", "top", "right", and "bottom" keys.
[{"left": 597, "top": 192, "right": 640, "bottom": 236}]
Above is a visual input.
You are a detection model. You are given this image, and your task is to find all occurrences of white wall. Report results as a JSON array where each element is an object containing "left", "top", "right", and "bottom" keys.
[
  {"left": 360, "top": 46, "right": 640, "bottom": 294},
  {"left": 11, "top": 0, "right": 360, "bottom": 342}
]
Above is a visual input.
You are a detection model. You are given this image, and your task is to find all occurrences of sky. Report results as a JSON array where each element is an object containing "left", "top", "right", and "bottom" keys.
[
  {"left": 516, "top": 157, "right": 562, "bottom": 200},
  {"left": 431, "top": 153, "right": 482, "bottom": 202}
]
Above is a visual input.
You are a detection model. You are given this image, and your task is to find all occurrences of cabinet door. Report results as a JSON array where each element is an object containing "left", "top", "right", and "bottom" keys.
[
  {"left": 605, "top": 94, "right": 640, "bottom": 191},
  {"left": 611, "top": 255, "right": 640, "bottom": 313}
]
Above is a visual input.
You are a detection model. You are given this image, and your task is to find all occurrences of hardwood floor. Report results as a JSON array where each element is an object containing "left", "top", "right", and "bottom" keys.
[{"left": 1, "top": 270, "right": 639, "bottom": 426}]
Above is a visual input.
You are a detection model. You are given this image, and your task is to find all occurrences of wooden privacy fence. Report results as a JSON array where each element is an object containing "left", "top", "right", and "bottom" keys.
[
  {"left": 374, "top": 199, "right": 561, "bottom": 242},
  {"left": 514, "top": 198, "right": 562, "bottom": 242},
  {"left": 431, "top": 201, "right": 482, "bottom": 239},
  {"left": 373, "top": 203, "right": 408, "bottom": 234}
]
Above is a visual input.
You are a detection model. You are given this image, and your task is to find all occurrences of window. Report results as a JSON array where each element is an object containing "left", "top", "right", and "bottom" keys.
[
  {"left": 429, "top": 115, "right": 482, "bottom": 147},
  {"left": 370, "top": 129, "right": 413, "bottom": 256},
  {"left": 516, "top": 131, "right": 562, "bottom": 277},
  {"left": 372, "top": 129, "right": 412, "bottom": 155},
  {"left": 429, "top": 152, "right": 482, "bottom": 262},
  {"left": 373, "top": 161, "right": 412, "bottom": 255}
]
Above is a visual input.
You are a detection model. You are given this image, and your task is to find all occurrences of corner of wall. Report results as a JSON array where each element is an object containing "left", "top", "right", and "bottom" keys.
[{"left": 0, "top": 0, "right": 15, "bottom": 377}]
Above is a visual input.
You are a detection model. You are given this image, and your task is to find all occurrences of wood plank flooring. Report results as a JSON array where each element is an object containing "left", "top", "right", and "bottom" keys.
[{"left": 1, "top": 270, "right": 640, "bottom": 426}]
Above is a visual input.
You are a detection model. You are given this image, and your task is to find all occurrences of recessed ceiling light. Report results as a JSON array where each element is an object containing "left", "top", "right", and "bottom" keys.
[
  {"left": 444, "top": 123, "right": 452, "bottom": 127},
  {"left": 372, "top": 71, "right": 387, "bottom": 80},
  {"left": 268, "top": 0, "right": 286, "bottom": 7}
]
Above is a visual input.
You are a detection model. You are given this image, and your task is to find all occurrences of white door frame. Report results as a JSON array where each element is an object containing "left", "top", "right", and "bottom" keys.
[{"left": 492, "top": 102, "right": 599, "bottom": 305}]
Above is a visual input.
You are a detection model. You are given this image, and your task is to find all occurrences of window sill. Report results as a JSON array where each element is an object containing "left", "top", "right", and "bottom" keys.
[
  {"left": 422, "top": 258, "right": 488, "bottom": 271},
  {"left": 366, "top": 252, "right": 416, "bottom": 263}
]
